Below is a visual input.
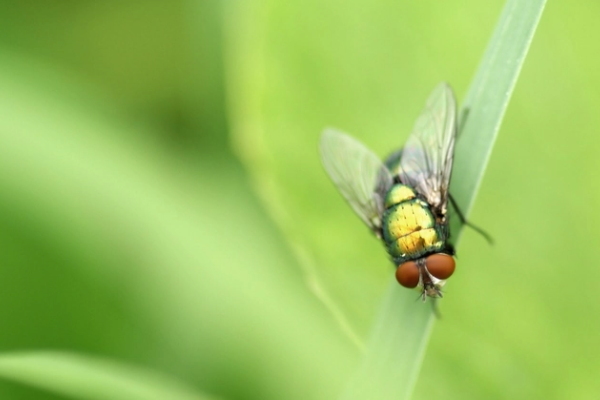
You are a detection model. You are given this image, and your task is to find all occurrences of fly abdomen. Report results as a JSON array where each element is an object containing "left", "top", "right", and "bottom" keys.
[
  {"left": 382, "top": 184, "right": 445, "bottom": 263},
  {"left": 388, "top": 228, "right": 442, "bottom": 261}
]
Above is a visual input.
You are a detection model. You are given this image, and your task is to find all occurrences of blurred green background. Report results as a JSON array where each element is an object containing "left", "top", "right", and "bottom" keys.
[{"left": 0, "top": 1, "right": 597, "bottom": 399}]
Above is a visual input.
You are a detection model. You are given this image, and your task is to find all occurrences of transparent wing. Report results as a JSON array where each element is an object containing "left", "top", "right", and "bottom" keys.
[
  {"left": 399, "top": 82, "right": 457, "bottom": 216},
  {"left": 320, "top": 128, "right": 393, "bottom": 233}
]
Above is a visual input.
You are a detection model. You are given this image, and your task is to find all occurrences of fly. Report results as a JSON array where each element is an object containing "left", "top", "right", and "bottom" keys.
[{"left": 320, "top": 82, "right": 487, "bottom": 301}]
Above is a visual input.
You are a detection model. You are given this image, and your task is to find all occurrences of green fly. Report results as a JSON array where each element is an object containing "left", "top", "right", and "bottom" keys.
[{"left": 320, "top": 82, "right": 485, "bottom": 300}]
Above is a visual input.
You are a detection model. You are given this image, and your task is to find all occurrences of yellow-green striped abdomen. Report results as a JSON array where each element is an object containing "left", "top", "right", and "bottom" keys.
[{"left": 382, "top": 184, "right": 445, "bottom": 264}]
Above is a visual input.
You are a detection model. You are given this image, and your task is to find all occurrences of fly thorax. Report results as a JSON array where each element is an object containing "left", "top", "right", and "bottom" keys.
[{"left": 382, "top": 186, "right": 445, "bottom": 263}]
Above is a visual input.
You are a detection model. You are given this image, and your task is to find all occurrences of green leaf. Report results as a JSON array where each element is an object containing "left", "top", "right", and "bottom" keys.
[
  {"left": 341, "top": 1, "right": 546, "bottom": 399},
  {"left": 0, "top": 352, "right": 215, "bottom": 400},
  {"left": 450, "top": 0, "right": 549, "bottom": 238}
]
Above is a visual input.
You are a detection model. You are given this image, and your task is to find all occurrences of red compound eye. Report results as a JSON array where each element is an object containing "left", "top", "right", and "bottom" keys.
[
  {"left": 396, "top": 261, "right": 420, "bottom": 288},
  {"left": 426, "top": 254, "right": 455, "bottom": 280}
]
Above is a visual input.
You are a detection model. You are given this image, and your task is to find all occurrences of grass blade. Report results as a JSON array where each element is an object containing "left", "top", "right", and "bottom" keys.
[
  {"left": 341, "top": 1, "right": 546, "bottom": 399},
  {"left": 450, "top": 0, "right": 547, "bottom": 237},
  {"left": 0, "top": 352, "right": 216, "bottom": 400}
]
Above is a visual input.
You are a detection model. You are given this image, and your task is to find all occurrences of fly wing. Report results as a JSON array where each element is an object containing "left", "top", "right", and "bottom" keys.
[
  {"left": 399, "top": 82, "right": 457, "bottom": 216},
  {"left": 320, "top": 128, "right": 393, "bottom": 234}
]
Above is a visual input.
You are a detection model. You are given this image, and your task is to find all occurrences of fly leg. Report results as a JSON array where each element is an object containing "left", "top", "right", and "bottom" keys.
[{"left": 448, "top": 194, "right": 494, "bottom": 245}]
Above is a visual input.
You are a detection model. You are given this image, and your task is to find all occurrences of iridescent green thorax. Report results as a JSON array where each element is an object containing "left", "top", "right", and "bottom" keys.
[{"left": 382, "top": 184, "right": 447, "bottom": 265}]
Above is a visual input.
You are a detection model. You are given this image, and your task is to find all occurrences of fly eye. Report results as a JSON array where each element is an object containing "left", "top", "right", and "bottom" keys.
[
  {"left": 396, "top": 261, "right": 420, "bottom": 288},
  {"left": 426, "top": 254, "right": 455, "bottom": 280}
]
